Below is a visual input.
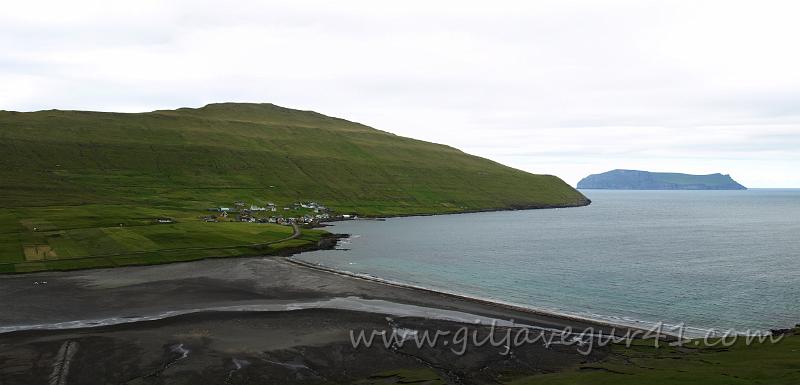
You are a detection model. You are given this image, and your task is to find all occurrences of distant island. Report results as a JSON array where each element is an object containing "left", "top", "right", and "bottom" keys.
[{"left": 577, "top": 169, "right": 747, "bottom": 190}]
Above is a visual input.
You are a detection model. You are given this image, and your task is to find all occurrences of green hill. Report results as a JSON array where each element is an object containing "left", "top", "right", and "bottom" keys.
[{"left": 0, "top": 103, "right": 587, "bottom": 272}]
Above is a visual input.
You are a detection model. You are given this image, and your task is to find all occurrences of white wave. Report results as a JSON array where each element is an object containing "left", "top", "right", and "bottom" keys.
[
  {"left": 0, "top": 296, "right": 607, "bottom": 338},
  {"left": 287, "top": 257, "right": 717, "bottom": 338}
]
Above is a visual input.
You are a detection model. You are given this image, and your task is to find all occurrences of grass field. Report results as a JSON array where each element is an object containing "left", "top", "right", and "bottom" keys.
[
  {"left": 0, "top": 103, "right": 587, "bottom": 273},
  {"left": 0, "top": 205, "right": 325, "bottom": 273},
  {"left": 506, "top": 331, "right": 800, "bottom": 385},
  {"left": 0, "top": 196, "right": 326, "bottom": 273},
  {"left": 343, "top": 332, "right": 800, "bottom": 385}
]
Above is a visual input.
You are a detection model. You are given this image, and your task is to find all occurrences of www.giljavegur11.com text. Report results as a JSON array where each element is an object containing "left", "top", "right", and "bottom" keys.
[{"left": 350, "top": 320, "right": 785, "bottom": 356}]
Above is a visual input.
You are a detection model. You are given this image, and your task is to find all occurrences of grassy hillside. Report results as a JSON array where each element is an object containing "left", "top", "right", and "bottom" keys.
[
  {"left": 0, "top": 103, "right": 587, "bottom": 272},
  {"left": 0, "top": 103, "right": 586, "bottom": 213}
]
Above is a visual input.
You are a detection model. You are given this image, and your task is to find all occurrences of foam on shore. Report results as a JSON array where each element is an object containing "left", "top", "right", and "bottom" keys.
[
  {"left": 0, "top": 296, "right": 605, "bottom": 337},
  {"left": 286, "top": 257, "right": 712, "bottom": 338}
]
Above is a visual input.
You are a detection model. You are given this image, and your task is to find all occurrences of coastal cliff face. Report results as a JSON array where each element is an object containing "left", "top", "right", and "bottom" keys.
[{"left": 577, "top": 169, "right": 747, "bottom": 190}]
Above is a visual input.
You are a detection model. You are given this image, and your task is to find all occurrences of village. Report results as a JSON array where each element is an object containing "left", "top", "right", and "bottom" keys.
[{"left": 200, "top": 200, "right": 357, "bottom": 226}]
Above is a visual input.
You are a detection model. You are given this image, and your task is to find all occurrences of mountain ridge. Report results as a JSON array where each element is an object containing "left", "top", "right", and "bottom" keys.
[{"left": 0, "top": 102, "right": 589, "bottom": 214}]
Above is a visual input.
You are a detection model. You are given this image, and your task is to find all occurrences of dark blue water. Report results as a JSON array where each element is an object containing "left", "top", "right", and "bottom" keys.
[{"left": 297, "top": 190, "right": 800, "bottom": 334}]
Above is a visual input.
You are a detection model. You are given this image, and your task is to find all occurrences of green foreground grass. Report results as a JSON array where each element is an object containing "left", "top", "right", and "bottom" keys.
[
  {"left": 346, "top": 333, "right": 800, "bottom": 385},
  {"left": 507, "top": 332, "right": 800, "bottom": 385}
]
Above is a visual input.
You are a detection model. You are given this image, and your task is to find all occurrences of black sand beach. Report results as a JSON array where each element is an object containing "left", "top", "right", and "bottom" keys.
[{"left": 0, "top": 256, "right": 638, "bottom": 384}]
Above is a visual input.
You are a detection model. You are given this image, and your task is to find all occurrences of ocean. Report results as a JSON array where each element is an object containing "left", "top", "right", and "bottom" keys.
[{"left": 296, "top": 189, "right": 800, "bottom": 335}]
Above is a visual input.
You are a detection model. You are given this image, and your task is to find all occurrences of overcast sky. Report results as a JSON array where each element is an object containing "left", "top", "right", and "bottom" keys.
[{"left": 2, "top": 1, "right": 799, "bottom": 187}]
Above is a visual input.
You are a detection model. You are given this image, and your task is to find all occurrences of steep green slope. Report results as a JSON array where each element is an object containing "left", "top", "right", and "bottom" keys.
[
  {"left": 0, "top": 103, "right": 587, "bottom": 213},
  {"left": 0, "top": 103, "right": 587, "bottom": 272}
]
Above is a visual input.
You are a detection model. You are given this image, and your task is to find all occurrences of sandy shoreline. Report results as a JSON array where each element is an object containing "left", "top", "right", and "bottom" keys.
[
  {"left": 284, "top": 257, "right": 673, "bottom": 337},
  {"left": 0, "top": 254, "right": 649, "bottom": 337},
  {"left": 0, "top": 253, "right": 627, "bottom": 384},
  {"left": 0, "top": 307, "right": 611, "bottom": 384}
]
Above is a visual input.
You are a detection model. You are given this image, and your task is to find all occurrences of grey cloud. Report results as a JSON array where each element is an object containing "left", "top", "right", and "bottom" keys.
[{"left": 2, "top": 0, "right": 799, "bottom": 187}]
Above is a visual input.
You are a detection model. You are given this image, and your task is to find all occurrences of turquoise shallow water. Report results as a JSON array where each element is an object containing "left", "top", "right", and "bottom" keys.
[{"left": 297, "top": 189, "right": 800, "bottom": 334}]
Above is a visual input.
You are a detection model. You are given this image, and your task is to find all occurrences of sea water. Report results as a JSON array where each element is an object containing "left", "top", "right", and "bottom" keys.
[{"left": 296, "top": 189, "right": 800, "bottom": 334}]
